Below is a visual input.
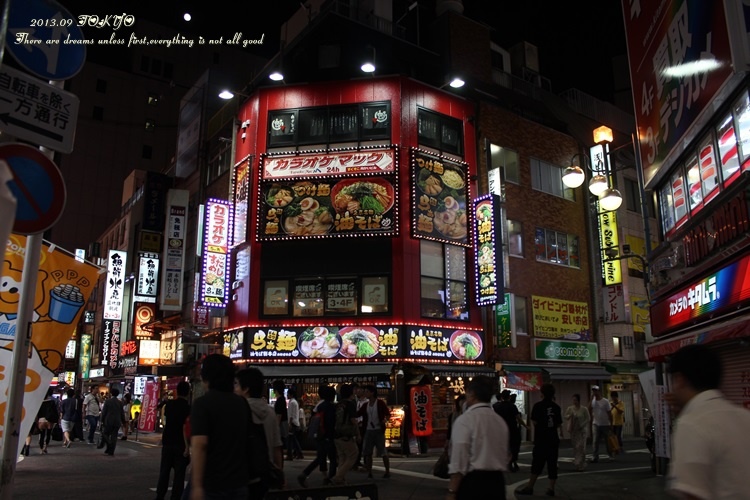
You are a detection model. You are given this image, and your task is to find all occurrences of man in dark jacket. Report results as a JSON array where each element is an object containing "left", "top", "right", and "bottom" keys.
[
  {"left": 100, "top": 388, "right": 125, "bottom": 455},
  {"left": 155, "top": 381, "right": 191, "bottom": 500}
]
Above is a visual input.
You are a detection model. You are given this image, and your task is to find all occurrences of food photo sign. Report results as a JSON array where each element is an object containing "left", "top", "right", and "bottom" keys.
[
  {"left": 245, "top": 325, "right": 401, "bottom": 360},
  {"left": 258, "top": 149, "right": 398, "bottom": 241},
  {"left": 411, "top": 149, "right": 470, "bottom": 247},
  {"left": 406, "top": 326, "right": 485, "bottom": 361}
]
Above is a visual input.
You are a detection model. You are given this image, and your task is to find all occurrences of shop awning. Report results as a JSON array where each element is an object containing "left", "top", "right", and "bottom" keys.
[
  {"left": 646, "top": 315, "right": 750, "bottom": 362},
  {"left": 252, "top": 363, "right": 395, "bottom": 379},
  {"left": 542, "top": 366, "right": 612, "bottom": 381},
  {"left": 604, "top": 363, "right": 651, "bottom": 374}
]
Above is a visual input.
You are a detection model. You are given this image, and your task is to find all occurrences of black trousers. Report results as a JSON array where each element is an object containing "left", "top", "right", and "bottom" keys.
[
  {"left": 102, "top": 423, "right": 120, "bottom": 454},
  {"left": 457, "top": 470, "right": 505, "bottom": 500},
  {"left": 156, "top": 445, "right": 189, "bottom": 500}
]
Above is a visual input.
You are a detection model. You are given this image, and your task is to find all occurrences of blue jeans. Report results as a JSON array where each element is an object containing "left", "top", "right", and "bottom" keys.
[
  {"left": 592, "top": 424, "right": 611, "bottom": 460},
  {"left": 86, "top": 415, "right": 98, "bottom": 443}
]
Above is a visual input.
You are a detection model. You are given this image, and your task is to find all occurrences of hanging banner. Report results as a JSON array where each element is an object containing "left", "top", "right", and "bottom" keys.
[
  {"left": 0, "top": 234, "right": 99, "bottom": 453},
  {"left": 79, "top": 333, "right": 92, "bottom": 379},
  {"left": 137, "top": 380, "right": 159, "bottom": 432},
  {"left": 135, "top": 252, "right": 159, "bottom": 300},
  {"left": 503, "top": 370, "right": 543, "bottom": 392},
  {"left": 233, "top": 157, "right": 251, "bottom": 246},
  {"left": 496, "top": 293, "right": 512, "bottom": 348},
  {"left": 409, "top": 385, "right": 433, "bottom": 437},
  {"left": 473, "top": 195, "right": 503, "bottom": 306},
  {"left": 160, "top": 189, "right": 189, "bottom": 311}
]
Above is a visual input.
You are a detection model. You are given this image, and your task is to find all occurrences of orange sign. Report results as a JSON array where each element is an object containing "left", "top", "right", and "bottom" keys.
[{"left": 409, "top": 385, "right": 432, "bottom": 437}]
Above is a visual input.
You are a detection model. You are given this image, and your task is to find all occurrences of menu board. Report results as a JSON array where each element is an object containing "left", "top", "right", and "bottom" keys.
[
  {"left": 259, "top": 176, "right": 397, "bottom": 240},
  {"left": 407, "top": 326, "right": 485, "bottom": 361},
  {"left": 412, "top": 149, "right": 470, "bottom": 247},
  {"left": 246, "top": 325, "right": 401, "bottom": 360}
]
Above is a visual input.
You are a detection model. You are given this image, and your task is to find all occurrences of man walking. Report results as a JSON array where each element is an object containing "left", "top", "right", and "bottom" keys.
[
  {"left": 189, "top": 354, "right": 249, "bottom": 499},
  {"left": 331, "top": 384, "right": 360, "bottom": 485},
  {"left": 666, "top": 344, "right": 750, "bottom": 500},
  {"left": 100, "top": 388, "right": 125, "bottom": 456},
  {"left": 589, "top": 385, "right": 612, "bottom": 463},
  {"left": 447, "top": 376, "right": 508, "bottom": 499},
  {"left": 357, "top": 384, "right": 391, "bottom": 479},
  {"left": 493, "top": 390, "right": 523, "bottom": 472},
  {"left": 155, "top": 380, "right": 191, "bottom": 500}
]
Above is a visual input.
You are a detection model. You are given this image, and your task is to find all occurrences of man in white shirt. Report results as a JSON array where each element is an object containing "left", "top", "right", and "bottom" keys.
[
  {"left": 447, "top": 376, "right": 508, "bottom": 500},
  {"left": 589, "top": 385, "right": 612, "bottom": 463},
  {"left": 666, "top": 344, "right": 750, "bottom": 500}
]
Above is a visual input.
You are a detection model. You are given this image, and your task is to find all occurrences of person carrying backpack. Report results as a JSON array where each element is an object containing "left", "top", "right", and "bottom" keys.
[
  {"left": 357, "top": 384, "right": 391, "bottom": 479},
  {"left": 331, "top": 384, "right": 361, "bottom": 485},
  {"left": 298, "top": 385, "right": 337, "bottom": 488}
]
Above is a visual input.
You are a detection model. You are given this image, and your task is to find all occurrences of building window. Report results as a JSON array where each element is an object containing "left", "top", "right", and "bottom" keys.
[
  {"left": 92, "top": 106, "right": 104, "bottom": 121},
  {"left": 361, "top": 276, "right": 389, "bottom": 314},
  {"left": 490, "top": 144, "right": 519, "bottom": 184},
  {"left": 507, "top": 219, "right": 523, "bottom": 257},
  {"left": 417, "top": 109, "right": 463, "bottom": 156},
  {"left": 145, "top": 119, "right": 156, "bottom": 132},
  {"left": 263, "top": 280, "right": 289, "bottom": 315},
  {"left": 420, "top": 240, "right": 469, "bottom": 320},
  {"left": 530, "top": 158, "right": 575, "bottom": 200},
  {"left": 534, "top": 227, "right": 580, "bottom": 268},
  {"left": 147, "top": 93, "right": 160, "bottom": 106},
  {"left": 514, "top": 295, "right": 528, "bottom": 334},
  {"left": 142, "top": 145, "right": 152, "bottom": 159},
  {"left": 96, "top": 79, "right": 107, "bottom": 93},
  {"left": 613, "top": 336, "right": 622, "bottom": 357},
  {"left": 624, "top": 178, "right": 642, "bottom": 214}
]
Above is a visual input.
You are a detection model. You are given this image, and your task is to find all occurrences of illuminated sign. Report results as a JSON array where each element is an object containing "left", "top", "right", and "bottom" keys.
[
  {"left": 409, "top": 386, "right": 432, "bottom": 437},
  {"left": 258, "top": 176, "right": 397, "bottom": 240},
  {"left": 79, "top": 334, "right": 92, "bottom": 379},
  {"left": 160, "top": 189, "right": 189, "bottom": 311},
  {"left": 89, "top": 367, "right": 104, "bottom": 378},
  {"left": 233, "top": 157, "right": 251, "bottom": 246},
  {"left": 65, "top": 339, "right": 76, "bottom": 359},
  {"left": 247, "top": 325, "right": 400, "bottom": 360},
  {"left": 262, "top": 149, "right": 396, "bottom": 180},
  {"left": 201, "top": 199, "right": 233, "bottom": 308},
  {"left": 531, "top": 295, "right": 591, "bottom": 340},
  {"left": 134, "top": 302, "right": 156, "bottom": 339},
  {"left": 407, "top": 326, "right": 484, "bottom": 361},
  {"left": 134, "top": 376, "right": 148, "bottom": 395},
  {"left": 473, "top": 195, "right": 503, "bottom": 306},
  {"left": 229, "top": 330, "right": 244, "bottom": 360},
  {"left": 136, "top": 252, "right": 160, "bottom": 298},
  {"left": 651, "top": 252, "right": 750, "bottom": 336},
  {"left": 412, "top": 149, "right": 470, "bottom": 247},
  {"left": 84, "top": 310, "right": 95, "bottom": 324},
  {"left": 160, "top": 331, "right": 178, "bottom": 365},
  {"left": 63, "top": 372, "right": 76, "bottom": 386},
  {"left": 598, "top": 207, "right": 622, "bottom": 285},
  {"left": 496, "top": 293, "right": 512, "bottom": 348},
  {"left": 103, "top": 250, "right": 127, "bottom": 320},
  {"left": 138, "top": 339, "right": 161, "bottom": 365},
  {"left": 533, "top": 339, "right": 598, "bottom": 363}
]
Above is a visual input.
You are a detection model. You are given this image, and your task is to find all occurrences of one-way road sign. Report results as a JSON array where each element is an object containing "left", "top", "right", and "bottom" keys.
[{"left": 0, "top": 65, "right": 79, "bottom": 153}]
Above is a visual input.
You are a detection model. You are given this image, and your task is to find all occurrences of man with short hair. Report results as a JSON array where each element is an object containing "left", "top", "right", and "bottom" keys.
[
  {"left": 666, "top": 344, "right": 750, "bottom": 500},
  {"left": 447, "top": 376, "right": 508, "bottom": 499},
  {"left": 100, "top": 388, "right": 125, "bottom": 456},
  {"left": 83, "top": 385, "right": 100, "bottom": 444},
  {"left": 155, "top": 380, "right": 191, "bottom": 500},
  {"left": 189, "top": 354, "right": 249, "bottom": 500},
  {"left": 357, "top": 384, "right": 391, "bottom": 479},
  {"left": 588, "top": 385, "right": 612, "bottom": 463}
]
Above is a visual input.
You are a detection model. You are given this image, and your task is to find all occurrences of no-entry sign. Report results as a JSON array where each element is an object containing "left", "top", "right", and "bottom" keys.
[{"left": 0, "top": 143, "right": 66, "bottom": 234}]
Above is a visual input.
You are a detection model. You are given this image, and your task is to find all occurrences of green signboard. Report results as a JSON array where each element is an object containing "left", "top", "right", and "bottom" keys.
[
  {"left": 533, "top": 339, "right": 598, "bottom": 363},
  {"left": 496, "top": 293, "right": 512, "bottom": 348}
]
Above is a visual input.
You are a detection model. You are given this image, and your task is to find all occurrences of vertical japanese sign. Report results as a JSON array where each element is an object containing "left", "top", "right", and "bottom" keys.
[
  {"left": 133, "top": 302, "right": 156, "bottom": 339},
  {"left": 102, "top": 249, "right": 127, "bottom": 369},
  {"left": 79, "top": 333, "right": 92, "bottom": 379},
  {"left": 135, "top": 252, "right": 159, "bottom": 300},
  {"left": 473, "top": 195, "right": 503, "bottom": 306},
  {"left": 621, "top": 0, "right": 734, "bottom": 186},
  {"left": 598, "top": 206, "right": 622, "bottom": 285},
  {"left": 201, "top": 199, "right": 233, "bottom": 307},
  {"left": 232, "top": 157, "right": 250, "bottom": 246},
  {"left": 496, "top": 293, "right": 512, "bottom": 348},
  {"left": 409, "top": 385, "right": 432, "bottom": 437},
  {"left": 137, "top": 380, "right": 159, "bottom": 432},
  {"left": 0, "top": 234, "right": 99, "bottom": 452},
  {"left": 161, "top": 189, "right": 189, "bottom": 311},
  {"left": 603, "top": 284, "right": 626, "bottom": 323}
]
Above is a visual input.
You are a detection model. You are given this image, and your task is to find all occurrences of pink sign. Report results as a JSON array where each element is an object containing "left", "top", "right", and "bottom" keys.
[
  {"left": 262, "top": 149, "right": 395, "bottom": 179},
  {"left": 138, "top": 380, "right": 159, "bottom": 432}
]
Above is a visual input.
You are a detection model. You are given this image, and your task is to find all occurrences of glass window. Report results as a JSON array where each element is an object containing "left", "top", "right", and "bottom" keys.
[
  {"left": 361, "top": 277, "right": 388, "bottom": 314},
  {"left": 150, "top": 58, "right": 162, "bottom": 76},
  {"left": 698, "top": 135, "right": 719, "bottom": 202},
  {"left": 613, "top": 336, "right": 622, "bottom": 357},
  {"left": 420, "top": 241, "right": 468, "bottom": 320},
  {"left": 292, "top": 279, "right": 323, "bottom": 317},
  {"left": 420, "top": 277, "right": 445, "bottom": 318},
  {"left": 299, "top": 108, "right": 329, "bottom": 144},
  {"left": 733, "top": 92, "right": 750, "bottom": 165},
  {"left": 445, "top": 244, "right": 466, "bottom": 281},
  {"left": 361, "top": 103, "right": 390, "bottom": 139},
  {"left": 716, "top": 113, "right": 740, "bottom": 183},
  {"left": 263, "top": 280, "right": 289, "bottom": 315},
  {"left": 329, "top": 105, "right": 358, "bottom": 141},
  {"left": 446, "top": 280, "right": 468, "bottom": 320},
  {"left": 545, "top": 229, "right": 557, "bottom": 262},
  {"left": 659, "top": 183, "right": 675, "bottom": 232},
  {"left": 568, "top": 235, "right": 580, "bottom": 268},
  {"left": 417, "top": 109, "right": 463, "bottom": 155},
  {"left": 420, "top": 240, "right": 444, "bottom": 278},
  {"left": 514, "top": 295, "right": 528, "bottom": 334},
  {"left": 324, "top": 278, "right": 357, "bottom": 315},
  {"left": 530, "top": 158, "right": 575, "bottom": 201},
  {"left": 685, "top": 155, "right": 702, "bottom": 211},
  {"left": 491, "top": 144, "right": 519, "bottom": 184},
  {"left": 507, "top": 220, "right": 523, "bottom": 256},
  {"left": 624, "top": 178, "right": 641, "bottom": 214},
  {"left": 535, "top": 227, "right": 579, "bottom": 268},
  {"left": 268, "top": 110, "right": 297, "bottom": 147},
  {"left": 670, "top": 169, "right": 687, "bottom": 223}
]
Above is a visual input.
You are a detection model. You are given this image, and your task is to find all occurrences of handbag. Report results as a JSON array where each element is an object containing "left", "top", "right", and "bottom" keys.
[
  {"left": 607, "top": 432, "right": 620, "bottom": 455},
  {"left": 433, "top": 449, "right": 450, "bottom": 479},
  {"left": 51, "top": 425, "right": 63, "bottom": 442}
]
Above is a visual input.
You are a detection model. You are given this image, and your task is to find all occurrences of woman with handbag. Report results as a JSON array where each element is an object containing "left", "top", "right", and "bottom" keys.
[{"left": 36, "top": 388, "right": 59, "bottom": 454}]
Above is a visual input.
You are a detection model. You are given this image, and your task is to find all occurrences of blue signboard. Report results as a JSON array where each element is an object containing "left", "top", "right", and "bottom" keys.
[{"left": 6, "top": 0, "right": 87, "bottom": 80}]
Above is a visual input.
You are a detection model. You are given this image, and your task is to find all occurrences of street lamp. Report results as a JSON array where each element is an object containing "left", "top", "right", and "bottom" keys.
[{"left": 562, "top": 125, "right": 623, "bottom": 211}]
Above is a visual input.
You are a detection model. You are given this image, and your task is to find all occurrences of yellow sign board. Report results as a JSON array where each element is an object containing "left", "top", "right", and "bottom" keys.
[
  {"left": 598, "top": 207, "right": 621, "bottom": 285},
  {"left": 531, "top": 295, "right": 592, "bottom": 340}
]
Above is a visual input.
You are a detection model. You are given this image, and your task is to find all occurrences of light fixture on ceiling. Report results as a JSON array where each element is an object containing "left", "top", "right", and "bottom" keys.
[
  {"left": 449, "top": 77, "right": 465, "bottom": 88},
  {"left": 269, "top": 71, "right": 284, "bottom": 81}
]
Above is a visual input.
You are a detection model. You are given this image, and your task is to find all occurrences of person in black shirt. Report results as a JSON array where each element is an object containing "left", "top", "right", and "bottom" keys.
[
  {"left": 155, "top": 381, "right": 191, "bottom": 500},
  {"left": 298, "top": 385, "right": 337, "bottom": 488},
  {"left": 272, "top": 379, "right": 289, "bottom": 457},
  {"left": 60, "top": 388, "right": 78, "bottom": 448},
  {"left": 516, "top": 384, "right": 563, "bottom": 497}
]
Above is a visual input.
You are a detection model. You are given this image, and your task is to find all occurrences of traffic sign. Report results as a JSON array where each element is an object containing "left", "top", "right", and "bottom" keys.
[
  {"left": 6, "top": 0, "right": 87, "bottom": 80},
  {"left": 0, "top": 143, "right": 67, "bottom": 235},
  {"left": 0, "top": 65, "right": 79, "bottom": 153}
]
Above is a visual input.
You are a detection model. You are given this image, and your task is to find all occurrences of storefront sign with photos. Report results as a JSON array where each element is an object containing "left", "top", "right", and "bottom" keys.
[
  {"left": 262, "top": 149, "right": 396, "bottom": 180},
  {"left": 201, "top": 199, "right": 233, "bottom": 307},
  {"left": 412, "top": 149, "right": 470, "bottom": 247},
  {"left": 161, "top": 189, "right": 189, "bottom": 311},
  {"left": 259, "top": 175, "right": 397, "bottom": 240},
  {"left": 136, "top": 252, "right": 159, "bottom": 300},
  {"left": 533, "top": 339, "right": 599, "bottom": 363},
  {"left": 246, "top": 325, "right": 400, "bottom": 360},
  {"left": 473, "top": 194, "right": 503, "bottom": 306},
  {"left": 407, "top": 326, "right": 485, "bottom": 361},
  {"left": 531, "top": 295, "right": 591, "bottom": 340},
  {"left": 228, "top": 330, "right": 244, "bottom": 359}
]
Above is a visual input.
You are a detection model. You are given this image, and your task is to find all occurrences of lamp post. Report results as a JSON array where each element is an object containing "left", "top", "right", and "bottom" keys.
[{"left": 562, "top": 125, "right": 623, "bottom": 211}]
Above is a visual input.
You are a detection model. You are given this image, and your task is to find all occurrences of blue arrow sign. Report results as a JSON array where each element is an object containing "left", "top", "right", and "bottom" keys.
[{"left": 6, "top": 0, "right": 87, "bottom": 80}]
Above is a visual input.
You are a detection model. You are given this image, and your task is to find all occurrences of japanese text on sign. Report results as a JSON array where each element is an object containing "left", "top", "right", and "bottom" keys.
[
  {"left": 263, "top": 149, "right": 395, "bottom": 179},
  {"left": 531, "top": 295, "right": 591, "bottom": 340}
]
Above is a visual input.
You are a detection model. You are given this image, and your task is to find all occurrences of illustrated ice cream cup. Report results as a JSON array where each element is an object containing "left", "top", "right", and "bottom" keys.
[{"left": 48, "top": 284, "right": 84, "bottom": 324}]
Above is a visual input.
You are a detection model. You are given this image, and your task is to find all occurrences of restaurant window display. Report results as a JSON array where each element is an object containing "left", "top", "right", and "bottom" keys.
[{"left": 420, "top": 241, "right": 469, "bottom": 321}]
